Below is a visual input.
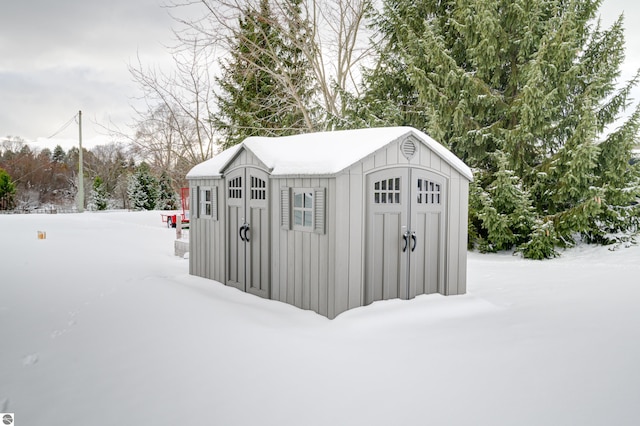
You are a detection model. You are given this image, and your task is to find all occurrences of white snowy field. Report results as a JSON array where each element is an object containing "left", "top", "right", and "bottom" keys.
[{"left": 1, "top": 211, "right": 639, "bottom": 426}]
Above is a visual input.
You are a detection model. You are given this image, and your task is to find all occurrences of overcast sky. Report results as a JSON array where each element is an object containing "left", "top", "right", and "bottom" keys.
[{"left": 1, "top": 0, "right": 639, "bottom": 152}]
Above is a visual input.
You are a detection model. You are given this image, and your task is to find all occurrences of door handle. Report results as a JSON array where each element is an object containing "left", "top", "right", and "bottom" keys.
[
  {"left": 243, "top": 223, "right": 250, "bottom": 242},
  {"left": 411, "top": 231, "right": 417, "bottom": 252},
  {"left": 239, "top": 224, "right": 246, "bottom": 242},
  {"left": 402, "top": 231, "right": 410, "bottom": 252}
]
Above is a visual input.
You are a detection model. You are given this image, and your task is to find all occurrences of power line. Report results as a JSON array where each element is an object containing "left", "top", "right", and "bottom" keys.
[{"left": 45, "top": 113, "right": 79, "bottom": 140}]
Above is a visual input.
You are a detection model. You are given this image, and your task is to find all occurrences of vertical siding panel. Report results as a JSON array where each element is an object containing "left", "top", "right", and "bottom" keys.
[
  {"left": 362, "top": 156, "right": 375, "bottom": 173},
  {"left": 188, "top": 184, "right": 193, "bottom": 275},
  {"left": 188, "top": 184, "right": 196, "bottom": 276},
  {"left": 278, "top": 227, "right": 286, "bottom": 303},
  {"left": 441, "top": 162, "right": 452, "bottom": 178},
  {"left": 294, "top": 178, "right": 303, "bottom": 308},
  {"left": 310, "top": 232, "right": 320, "bottom": 313},
  {"left": 203, "top": 180, "right": 209, "bottom": 280},
  {"left": 286, "top": 179, "right": 296, "bottom": 305},
  {"left": 279, "top": 219, "right": 288, "bottom": 303},
  {"left": 374, "top": 149, "right": 387, "bottom": 168},
  {"left": 368, "top": 213, "right": 385, "bottom": 303},
  {"left": 203, "top": 219, "right": 209, "bottom": 279},
  {"left": 208, "top": 219, "right": 214, "bottom": 280},
  {"left": 194, "top": 182, "right": 202, "bottom": 277},
  {"left": 458, "top": 179, "right": 469, "bottom": 294},
  {"left": 310, "top": 177, "right": 320, "bottom": 313},
  {"left": 192, "top": 184, "right": 199, "bottom": 277},
  {"left": 348, "top": 167, "right": 364, "bottom": 310},
  {"left": 286, "top": 226, "right": 295, "bottom": 304},
  {"left": 447, "top": 176, "right": 461, "bottom": 295},
  {"left": 294, "top": 230, "right": 303, "bottom": 308},
  {"left": 218, "top": 180, "right": 226, "bottom": 284},
  {"left": 333, "top": 173, "right": 350, "bottom": 317},
  {"left": 198, "top": 215, "right": 204, "bottom": 278},
  {"left": 211, "top": 180, "right": 217, "bottom": 279},
  {"left": 200, "top": 216, "right": 207, "bottom": 279},
  {"left": 429, "top": 151, "right": 442, "bottom": 173},
  {"left": 211, "top": 179, "right": 217, "bottom": 281},
  {"left": 201, "top": 190, "right": 208, "bottom": 279},
  {"left": 271, "top": 179, "right": 281, "bottom": 301},
  {"left": 281, "top": 179, "right": 289, "bottom": 302},
  {"left": 387, "top": 141, "right": 399, "bottom": 165},
  {"left": 325, "top": 178, "right": 336, "bottom": 318},
  {"left": 303, "top": 232, "right": 311, "bottom": 309}
]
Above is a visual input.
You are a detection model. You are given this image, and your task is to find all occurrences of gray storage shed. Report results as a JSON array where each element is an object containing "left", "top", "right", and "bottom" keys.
[{"left": 186, "top": 126, "right": 473, "bottom": 318}]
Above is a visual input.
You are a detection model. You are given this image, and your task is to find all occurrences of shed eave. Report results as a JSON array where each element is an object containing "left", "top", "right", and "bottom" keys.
[
  {"left": 270, "top": 172, "right": 337, "bottom": 179},
  {"left": 186, "top": 173, "right": 222, "bottom": 180}
]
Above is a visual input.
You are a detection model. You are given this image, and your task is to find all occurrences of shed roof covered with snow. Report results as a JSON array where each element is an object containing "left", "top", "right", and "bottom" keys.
[{"left": 187, "top": 126, "right": 473, "bottom": 179}]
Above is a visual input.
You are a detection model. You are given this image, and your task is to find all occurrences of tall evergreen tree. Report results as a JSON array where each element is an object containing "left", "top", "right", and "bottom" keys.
[
  {"left": 0, "top": 167, "right": 16, "bottom": 210},
  {"left": 52, "top": 145, "right": 66, "bottom": 163},
  {"left": 89, "top": 176, "right": 108, "bottom": 211},
  {"left": 127, "top": 163, "right": 158, "bottom": 211},
  {"left": 212, "top": 0, "right": 317, "bottom": 148},
  {"left": 279, "top": 0, "right": 319, "bottom": 127},
  {"left": 157, "top": 171, "right": 178, "bottom": 210},
  {"left": 364, "top": 0, "right": 640, "bottom": 257}
]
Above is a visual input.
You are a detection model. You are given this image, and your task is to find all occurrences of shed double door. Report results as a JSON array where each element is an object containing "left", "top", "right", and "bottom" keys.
[
  {"left": 365, "top": 168, "right": 444, "bottom": 304},
  {"left": 226, "top": 167, "right": 270, "bottom": 298}
]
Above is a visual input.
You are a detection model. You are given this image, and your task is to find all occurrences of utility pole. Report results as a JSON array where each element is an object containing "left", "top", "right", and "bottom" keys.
[{"left": 77, "top": 110, "right": 84, "bottom": 212}]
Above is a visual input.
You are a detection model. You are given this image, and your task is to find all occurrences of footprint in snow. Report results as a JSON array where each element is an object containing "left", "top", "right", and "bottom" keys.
[
  {"left": 22, "top": 353, "right": 39, "bottom": 366},
  {"left": 51, "top": 329, "right": 66, "bottom": 339},
  {"left": 68, "top": 310, "right": 79, "bottom": 327}
]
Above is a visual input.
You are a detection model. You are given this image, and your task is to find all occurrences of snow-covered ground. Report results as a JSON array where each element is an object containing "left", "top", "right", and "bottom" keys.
[{"left": 1, "top": 211, "right": 639, "bottom": 426}]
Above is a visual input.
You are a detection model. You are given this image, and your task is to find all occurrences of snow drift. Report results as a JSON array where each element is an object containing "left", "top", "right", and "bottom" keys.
[{"left": 1, "top": 211, "right": 639, "bottom": 425}]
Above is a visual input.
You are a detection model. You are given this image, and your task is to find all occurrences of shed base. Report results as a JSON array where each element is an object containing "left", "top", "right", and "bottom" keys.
[{"left": 174, "top": 239, "right": 189, "bottom": 258}]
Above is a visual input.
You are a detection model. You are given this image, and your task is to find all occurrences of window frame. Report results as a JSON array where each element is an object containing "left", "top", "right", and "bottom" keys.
[
  {"left": 292, "top": 188, "right": 314, "bottom": 232},
  {"left": 198, "top": 186, "right": 218, "bottom": 220},
  {"left": 199, "top": 187, "right": 212, "bottom": 218},
  {"left": 281, "top": 186, "right": 325, "bottom": 234}
]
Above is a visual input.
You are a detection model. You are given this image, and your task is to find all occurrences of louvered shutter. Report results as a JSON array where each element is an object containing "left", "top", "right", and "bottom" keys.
[
  {"left": 313, "top": 187, "right": 325, "bottom": 234},
  {"left": 280, "top": 187, "right": 291, "bottom": 230},
  {"left": 211, "top": 186, "right": 218, "bottom": 221},
  {"left": 193, "top": 187, "right": 199, "bottom": 218}
]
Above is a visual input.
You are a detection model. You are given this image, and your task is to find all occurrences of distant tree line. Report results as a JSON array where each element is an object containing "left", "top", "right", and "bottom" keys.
[{"left": 0, "top": 136, "right": 180, "bottom": 212}]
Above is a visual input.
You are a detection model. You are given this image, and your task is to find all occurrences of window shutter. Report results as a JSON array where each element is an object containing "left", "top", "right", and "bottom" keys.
[
  {"left": 211, "top": 186, "right": 218, "bottom": 221},
  {"left": 280, "top": 187, "right": 291, "bottom": 230},
  {"left": 314, "top": 187, "right": 325, "bottom": 234},
  {"left": 195, "top": 186, "right": 200, "bottom": 219}
]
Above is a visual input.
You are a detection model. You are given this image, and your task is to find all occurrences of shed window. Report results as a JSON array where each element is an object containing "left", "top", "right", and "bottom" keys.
[
  {"left": 200, "top": 188, "right": 212, "bottom": 217},
  {"left": 374, "top": 177, "right": 401, "bottom": 204},
  {"left": 294, "top": 191, "right": 314, "bottom": 229},
  {"left": 417, "top": 179, "right": 441, "bottom": 204},
  {"left": 251, "top": 176, "right": 266, "bottom": 200},
  {"left": 229, "top": 177, "right": 242, "bottom": 199},
  {"left": 281, "top": 187, "right": 325, "bottom": 234}
]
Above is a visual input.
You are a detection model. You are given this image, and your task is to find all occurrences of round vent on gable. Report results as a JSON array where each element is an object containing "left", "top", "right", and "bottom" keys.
[{"left": 400, "top": 138, "right": 417, "bottom": 160}]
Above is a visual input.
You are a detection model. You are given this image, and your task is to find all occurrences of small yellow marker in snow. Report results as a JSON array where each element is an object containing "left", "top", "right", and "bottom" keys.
[{"left": 37, "top": 231, "right": 46, "bottom": 240}]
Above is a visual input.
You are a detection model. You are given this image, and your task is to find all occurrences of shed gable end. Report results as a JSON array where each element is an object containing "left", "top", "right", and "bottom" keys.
[{"left": 221, "top": 146, "right": 270, "bottom": 176}]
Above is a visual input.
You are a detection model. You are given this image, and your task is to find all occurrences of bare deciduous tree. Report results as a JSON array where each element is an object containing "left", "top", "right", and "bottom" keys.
[
  {"left": 107, "top": 35, "right": 217, "bottom": 183},
  {"left": 170, "top": 0, "right": 373, "bottom": 124}
]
